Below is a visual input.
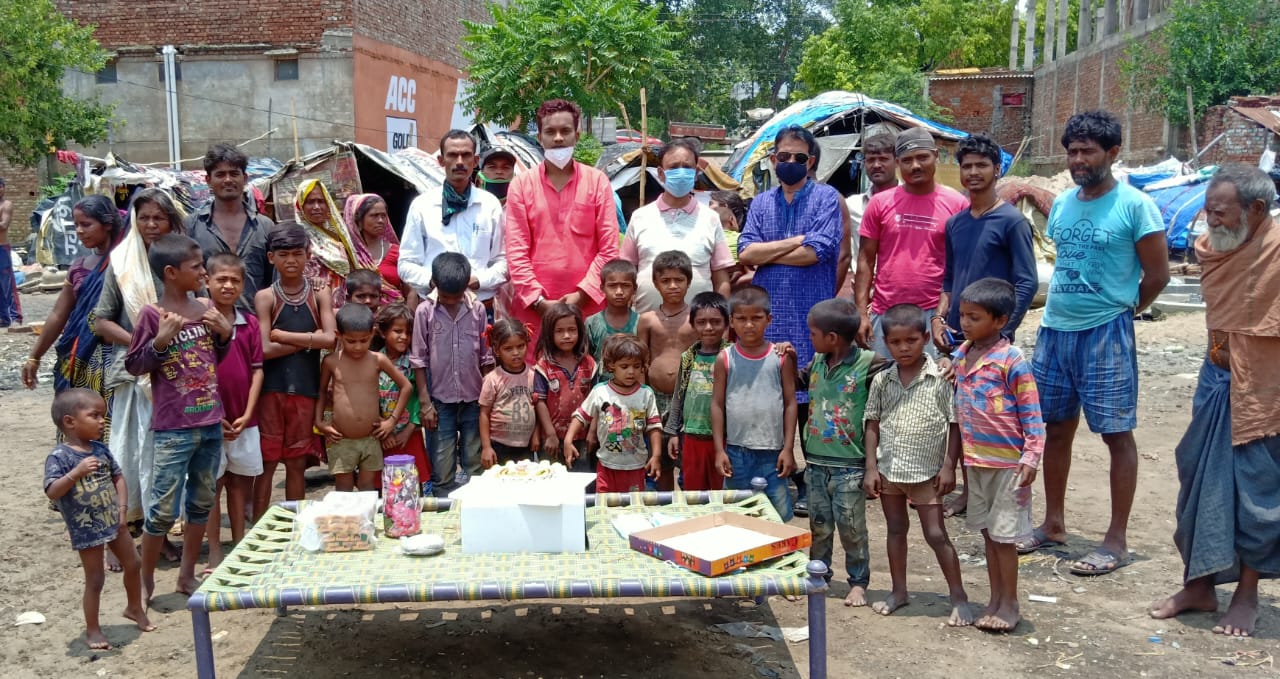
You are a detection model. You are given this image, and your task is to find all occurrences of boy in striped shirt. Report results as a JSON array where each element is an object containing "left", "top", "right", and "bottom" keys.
[{"left": 953, "top": 278, "right": 1046, "bottom": 633}]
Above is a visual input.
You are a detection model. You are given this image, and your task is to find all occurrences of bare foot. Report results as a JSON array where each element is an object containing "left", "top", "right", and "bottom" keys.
[
  {"left": 160, "top": 538, "right": 181, "bottom": 563},
  {"left": 142, "top": 573, "right": 155, "bottom": 606},
  {"left": 85, "top": 628, "right": 111, "bottom": 650},
  {"left": 948, "top": 602, "right": 975, "bottom": 627},
  {"left": 1212, "top": 594, "right": 1258, "bottom": 637},
  {"left": 105, "top": 550, "right": 123, "bottom": 573},
  {"left": 976, "top": 604, "right": 1020, "bottom": 632},
  {"left": 1150, "top": 586, "right": 1218, "bottom": 620},
  {"left": 175, "top": 575, "right": 201, "bottom": 596},
  {"left": 871, "top": 592, "right": 909, "bottom": 616},
  {"left": 123, "top": 607, "right": 156, "bottom": 632},
  {"left": 943, "top": 493, "right": 967, "bottom": 518},
  {"left": 844, "top": 585, "right": 867, "bottom": 607}
]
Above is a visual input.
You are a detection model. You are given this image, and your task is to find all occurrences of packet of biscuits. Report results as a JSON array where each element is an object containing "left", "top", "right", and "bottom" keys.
[{"left": 297, "top": 491, "right": 378, "bottom": 552}]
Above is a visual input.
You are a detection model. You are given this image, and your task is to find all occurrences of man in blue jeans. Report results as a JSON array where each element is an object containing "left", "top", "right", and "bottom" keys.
[
  {"left": 1017, "top": 110, "right": 1170, "bottom": 576},
  {"left": 0, "top": 177, "right": 23, "bottom": 327}
]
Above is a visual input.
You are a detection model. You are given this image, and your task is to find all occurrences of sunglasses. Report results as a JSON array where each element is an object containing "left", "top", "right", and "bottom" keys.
[{"left": 773, "top": 152, "right": 811, "bottom": 164}]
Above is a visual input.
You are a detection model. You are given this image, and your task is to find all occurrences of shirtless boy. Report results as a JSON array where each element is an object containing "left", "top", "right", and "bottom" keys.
[
  {"left": 638, "top": 250, "right": 697, "bottom": 491},
  {"left": 315, "top": 303, "right": 413, "bottom": 491}
]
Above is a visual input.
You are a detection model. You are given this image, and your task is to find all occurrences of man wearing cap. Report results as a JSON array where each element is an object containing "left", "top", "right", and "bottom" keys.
[
  {"left": 0, "top": 176, "right": 22, "bottom": 327},
  {"left": 476, "top": 147, "right": 516, "bottom": 205},
  {"left": 399, "top": 129, "right": 507, "bottom": 303},
  {"left": 854, "top": 127, "right": 967, "bottom": 357}
]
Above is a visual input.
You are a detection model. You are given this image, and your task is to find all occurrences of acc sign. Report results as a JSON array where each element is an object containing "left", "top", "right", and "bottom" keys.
[
  {"left": 387, "top": 117, "right": 417, "bottom": 151},
  {"left": 385, "top": 75, "right": 419, "bottom": 151}
]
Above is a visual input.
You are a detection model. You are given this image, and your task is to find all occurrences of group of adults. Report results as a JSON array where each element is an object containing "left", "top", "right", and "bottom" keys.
[
  {"left": 19, "top": 99, "right": 1274, "bottom": 635},
  {"left": 739, "top": 109, "right": 1276, "bottom": 637}
]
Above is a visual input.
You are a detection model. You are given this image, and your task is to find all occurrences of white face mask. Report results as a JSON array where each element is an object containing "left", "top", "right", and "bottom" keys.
[{"left": 544, "top": 146, "right": 576, "bottom": 169}]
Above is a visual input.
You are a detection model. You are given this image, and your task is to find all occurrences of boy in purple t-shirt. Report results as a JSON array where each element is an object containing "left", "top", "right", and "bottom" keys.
[
  {"left": 204, "top": 253, "right": 264, "bottom": 571},
  {"left": 125, "top": 234, "right": 231, "bottom": 601}
]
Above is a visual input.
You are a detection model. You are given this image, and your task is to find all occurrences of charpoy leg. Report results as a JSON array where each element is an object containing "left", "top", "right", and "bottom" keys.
[
  {"left": 191, "top": 607, "right": 216, "bottom": 679},
  {"left": 806, "top": 560, "right": 829, "bottom": 679}
]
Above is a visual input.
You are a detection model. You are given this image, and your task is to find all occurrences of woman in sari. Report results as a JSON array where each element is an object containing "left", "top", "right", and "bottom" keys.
[
  {"left": 294, "top": 179, "right": 358, "bottom": 306},
  {"left": 92, "top": 188, "right": 186, "bottom": 555},
  {"left": 21, "top": 195, "right": 122, "bottom": 405},
  {"left": 342, "top": 193, "right": 405, "bottom": 305}
]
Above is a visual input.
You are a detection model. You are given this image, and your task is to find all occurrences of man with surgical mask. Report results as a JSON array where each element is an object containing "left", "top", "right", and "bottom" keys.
[
  {"left": 504, "top": 98, "right": 620, "bottom": 351},
  {"left": 620, "top": 138, "right": 734, "bottom": 313},
  {"left": 738, "top": 124, "right": 844, "bottom": 415},
  {"left": 476, "top": 147, "right": 517, "bottom": 205}
]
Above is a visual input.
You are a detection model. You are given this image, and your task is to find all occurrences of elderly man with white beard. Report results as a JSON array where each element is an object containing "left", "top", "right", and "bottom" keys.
[{"left": 1149, "top": 164, "right": 1280, "bottom": 637}]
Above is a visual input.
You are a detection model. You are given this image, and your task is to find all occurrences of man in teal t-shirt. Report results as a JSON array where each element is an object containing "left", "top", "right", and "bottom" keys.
[{"left": 1020, "top": 111, "right": 1171, "bottom": 579}]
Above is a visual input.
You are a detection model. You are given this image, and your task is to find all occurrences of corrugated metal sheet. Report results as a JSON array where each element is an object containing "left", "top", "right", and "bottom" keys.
[{"left": 1229, "top": 105, "right": 1280, "bottom": 135}]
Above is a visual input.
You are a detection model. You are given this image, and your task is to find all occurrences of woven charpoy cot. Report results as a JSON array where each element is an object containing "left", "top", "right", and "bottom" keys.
[{"left": 188, "top": 486, "right": 831, "bottom": 679}]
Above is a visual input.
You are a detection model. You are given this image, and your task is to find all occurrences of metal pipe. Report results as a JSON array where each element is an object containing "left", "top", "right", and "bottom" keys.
[{"left": 162, "top": 45, "right": 181, "bottom": 169}]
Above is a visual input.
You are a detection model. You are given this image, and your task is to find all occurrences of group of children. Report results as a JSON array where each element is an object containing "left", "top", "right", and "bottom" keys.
[{"left": 45, "top": 219, "right": 1044, "bottom": 648}]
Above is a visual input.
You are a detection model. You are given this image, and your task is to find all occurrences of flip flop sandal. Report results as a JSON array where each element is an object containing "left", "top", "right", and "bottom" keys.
[
  {"left": 1069, "top": 548, "right": 1126, "bottom": 576},
  {"left": 1015, "top": 529, "right": 1064, "bottom": 555}
]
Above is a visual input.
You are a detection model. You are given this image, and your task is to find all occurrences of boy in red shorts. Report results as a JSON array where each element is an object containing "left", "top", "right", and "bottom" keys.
[{"left": 253, "top": 223, "right": 336, "bottom": 519}]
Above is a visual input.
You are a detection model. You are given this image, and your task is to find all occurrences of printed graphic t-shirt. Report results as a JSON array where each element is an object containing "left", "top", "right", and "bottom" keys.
[
  {"left": 44, "top": 442, "right": 123, "bottom": 550},
  {"left": 479, "top": 365, "right": 537, "bottom": 447},
  {"left": 124, "top": 304, "right": 225, "bottom": 431},
  {"left": 574, "top": 382, "right": 661, "bottom": 471},
  {"left": 1042, "top": 182, "right": 1164, "bottom": 331}
]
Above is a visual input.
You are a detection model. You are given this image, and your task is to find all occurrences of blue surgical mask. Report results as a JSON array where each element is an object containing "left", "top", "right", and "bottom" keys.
[
  {"left": 775, "top": 161, "right": 808, "bottom": 186},
  {"left": 662, "top": 168, "right": 696, "bottom": 198}
]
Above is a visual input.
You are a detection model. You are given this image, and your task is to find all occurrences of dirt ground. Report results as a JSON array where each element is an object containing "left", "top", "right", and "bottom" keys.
[{"left": 1, "top": 291, "right": 1275, "bottom": 679}]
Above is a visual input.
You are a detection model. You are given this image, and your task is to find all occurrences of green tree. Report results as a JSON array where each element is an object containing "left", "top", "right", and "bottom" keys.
[
  {"left": 462, "top": 0, "right": 681, "bottom": 126},
  {"left": 0, "top": 0, "right": 112, "bottom": 167},
  {"left": 795, "top": 0, "right": 1015, "bottom": 103},
  {"left": 1121, "top": 0, "right": 1280, "bottom": 126}
]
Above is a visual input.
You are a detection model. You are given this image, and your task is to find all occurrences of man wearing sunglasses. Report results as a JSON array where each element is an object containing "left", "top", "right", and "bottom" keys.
[
  {"left": 738, "top": 125, "right": 845, "bottom": 444},
  {"left": 854, "top": 128, "right": 968, "bottom": 357}
]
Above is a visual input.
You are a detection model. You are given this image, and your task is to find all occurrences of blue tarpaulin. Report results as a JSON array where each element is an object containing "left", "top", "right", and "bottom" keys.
[
  {"left": 1148, "top": 181, "right": 1208, "bottom": 250},
  {"left": 723, "top": 91, "right": 1012, "bottom": 182}
]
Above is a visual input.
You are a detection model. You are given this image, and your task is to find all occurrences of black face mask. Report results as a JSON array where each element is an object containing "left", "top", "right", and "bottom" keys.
[{"left": 482, "top": 179, "right": 510, "bottom": 200}]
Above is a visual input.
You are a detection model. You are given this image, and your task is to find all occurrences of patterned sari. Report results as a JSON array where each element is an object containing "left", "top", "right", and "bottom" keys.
[
  {"left": 342, "top": 193, "right": 402, "bottom": 305},
  {"left": 53, "top": 257, "right": 117, "bottom": 439},
  {"left": 294, "top": 179, "right": 357, "bottom": 306}
]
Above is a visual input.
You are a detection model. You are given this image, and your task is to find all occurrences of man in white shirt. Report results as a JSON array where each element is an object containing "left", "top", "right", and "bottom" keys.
[
  {"left": 845, "top": 133, "right": 898, "bottom": 279},
  {"left": 399, "top": 130, "right": 507, "bottom": 302}
]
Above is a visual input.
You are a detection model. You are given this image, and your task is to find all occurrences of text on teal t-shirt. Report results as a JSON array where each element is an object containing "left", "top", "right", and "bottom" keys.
[{"left": 1042, "top": 182, "right": 1164, "bottom": 331}]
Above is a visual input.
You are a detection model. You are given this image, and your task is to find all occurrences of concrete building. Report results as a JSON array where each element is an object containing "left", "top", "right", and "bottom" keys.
[{"left": 57, "top": 0, "right": 490, "bottom": 167}]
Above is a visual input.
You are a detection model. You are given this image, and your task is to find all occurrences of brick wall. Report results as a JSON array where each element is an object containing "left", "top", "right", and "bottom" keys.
[
  {"left": 0, "top": 160, "right": 45, "bottom": 241},
  {"left": 1030, "top": 13, "right": 1173, "bottom": 173},
  {"left": 1198, "top": 100, "right": 1280, "bottom": 167},
  {"left": 928, "top": 73, "right": 1034, "bottom": 154},
  {"left": 55, "top": 0, "right": 353, "bottom": 50},
  {"left": 353, "top": 0, "right": 490, "bottom": 69}
]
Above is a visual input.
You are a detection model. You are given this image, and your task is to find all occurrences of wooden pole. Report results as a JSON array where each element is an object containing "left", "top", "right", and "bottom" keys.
[
  {"left": 1186, "top": 86, "right": 1199, "bottom": 157},
  {"left": 291, "top": 97, "right": 300, "bottom": 162},
  {"left": 638, "top": 88, "right": 648, "bottom": 205}
]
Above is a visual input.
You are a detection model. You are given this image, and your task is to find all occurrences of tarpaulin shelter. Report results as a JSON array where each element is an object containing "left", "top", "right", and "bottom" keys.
[
  {"left": 30, "top": 152, "right": 283, "bottom": 268},
  {"left": 599, "top": 144, "right": 742, "bottom": 220},
  {"left": 263, "top": 142, "right": 449, "bottom": 240},
  {"left": 724, "top": 91, "right": 1012, "bottom": 199},
  {"left": 471, "top": 125, "right": 544, "bottom": 176}
]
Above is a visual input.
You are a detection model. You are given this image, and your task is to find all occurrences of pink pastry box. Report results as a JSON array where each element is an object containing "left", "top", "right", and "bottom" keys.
[{"left": 627, "top": 511, "right": 811, "bottom": 577}]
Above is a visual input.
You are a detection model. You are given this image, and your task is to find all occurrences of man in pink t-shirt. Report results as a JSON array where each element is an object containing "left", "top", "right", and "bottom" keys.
[{"left": 854, "top": 128, "right": 967, "bottom": 358}]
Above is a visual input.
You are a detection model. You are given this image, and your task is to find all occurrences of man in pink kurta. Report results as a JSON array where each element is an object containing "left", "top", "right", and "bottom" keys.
[{"left": 504, "top": 99, "right": 620, "bottom": 351}]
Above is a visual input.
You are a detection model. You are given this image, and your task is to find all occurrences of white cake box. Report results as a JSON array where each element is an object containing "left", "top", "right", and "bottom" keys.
[{"left": 448, "top": 472, "right": 596, "bottom": 553}]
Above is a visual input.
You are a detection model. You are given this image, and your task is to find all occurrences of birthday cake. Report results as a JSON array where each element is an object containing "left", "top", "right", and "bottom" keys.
[{"left": 487, "top": 459, "right": 566, "bottom": 481}]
